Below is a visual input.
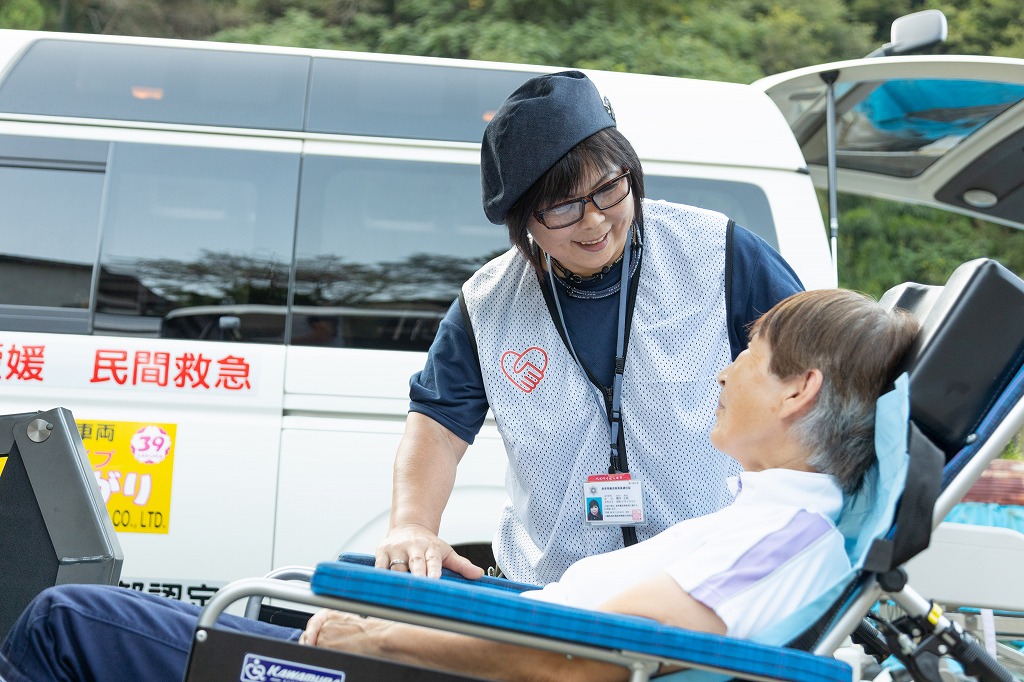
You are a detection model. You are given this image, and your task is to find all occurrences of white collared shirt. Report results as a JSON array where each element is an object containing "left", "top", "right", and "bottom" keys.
[{"left": 525, "top": 469, "right": 849, "bottom": 639}]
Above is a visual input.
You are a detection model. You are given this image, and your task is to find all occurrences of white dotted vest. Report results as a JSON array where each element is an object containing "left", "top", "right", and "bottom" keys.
[{"left": 462, "top": 199, "right": 740, "bottom": 584}]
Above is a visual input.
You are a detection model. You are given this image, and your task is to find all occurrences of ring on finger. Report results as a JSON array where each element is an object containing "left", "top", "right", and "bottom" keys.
[{"left": 388, "top": 559, "right": 408, "bottom": 568}]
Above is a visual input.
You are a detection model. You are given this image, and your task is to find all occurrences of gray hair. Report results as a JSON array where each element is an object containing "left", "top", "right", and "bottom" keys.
[{"left": 750, "top": 289, "right": 920, "bottom": 493}]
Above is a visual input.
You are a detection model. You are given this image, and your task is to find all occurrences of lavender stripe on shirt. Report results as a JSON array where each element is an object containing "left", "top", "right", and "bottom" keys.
[{"left": 689, "top": 510, "right": 833, "bottom": 609}]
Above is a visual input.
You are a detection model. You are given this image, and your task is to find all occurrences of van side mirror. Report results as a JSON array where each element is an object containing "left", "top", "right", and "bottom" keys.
[{"left": 867, "top": 9, "right": 948, "bottom": 57}]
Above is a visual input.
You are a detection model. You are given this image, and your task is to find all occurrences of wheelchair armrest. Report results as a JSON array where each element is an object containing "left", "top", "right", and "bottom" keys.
[
  {"left": 243, "top": 565, "right": 316, "bottom": 623},
  {"left": 239, "top": 552, "right": 538, "bottom": 625}
]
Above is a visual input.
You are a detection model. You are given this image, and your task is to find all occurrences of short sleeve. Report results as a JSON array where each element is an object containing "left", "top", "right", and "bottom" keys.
[
  {"left": 727, "top": 225, "right": 804, "bottom": 359},
  {"left": 408, "top": 299, "right": 490, "bottom": 444},
  {"left": 666, "top": 509, "right": 847, "bottom": 639}
]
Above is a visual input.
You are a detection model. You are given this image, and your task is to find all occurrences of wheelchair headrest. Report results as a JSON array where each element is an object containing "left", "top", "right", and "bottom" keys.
[{"left": 880, "top": 258, "right": 1024, "bottom": 460}]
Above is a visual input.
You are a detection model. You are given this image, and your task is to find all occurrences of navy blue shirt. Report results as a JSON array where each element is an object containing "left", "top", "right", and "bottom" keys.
[{"left": 410, "top": 224, "right": 803, "bottom": 444}]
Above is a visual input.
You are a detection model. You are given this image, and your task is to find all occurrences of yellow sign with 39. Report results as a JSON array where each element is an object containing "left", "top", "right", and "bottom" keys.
[{"left": 80, "top": 420, "right": 176, "bottom": 534}]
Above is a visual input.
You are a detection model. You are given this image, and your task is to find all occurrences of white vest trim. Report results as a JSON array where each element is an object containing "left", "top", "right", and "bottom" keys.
[{"left": 462, "top": 199, "right": 739, "bottom": 584}]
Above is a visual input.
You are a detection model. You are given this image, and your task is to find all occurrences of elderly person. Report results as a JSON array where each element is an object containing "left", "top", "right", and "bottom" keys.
[
  {"left": 380, "top": 70, "right": 804, "bottom": 585},
  {"left": 1, "top": 289, "right": 919, "bottom": 682}
]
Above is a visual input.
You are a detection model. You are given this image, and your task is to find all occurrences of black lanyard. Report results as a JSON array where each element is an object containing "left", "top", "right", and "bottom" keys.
[{"left": 546, "top": 225, "right": 634, "bottom": 474}]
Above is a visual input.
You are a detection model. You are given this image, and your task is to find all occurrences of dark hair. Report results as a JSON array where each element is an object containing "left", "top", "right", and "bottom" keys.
[
  {"left": 750, "top": 289, "right": 920, "bottom": 493},
  {"left": 505, "top": 127, "right": 645, "bottom": 272}
]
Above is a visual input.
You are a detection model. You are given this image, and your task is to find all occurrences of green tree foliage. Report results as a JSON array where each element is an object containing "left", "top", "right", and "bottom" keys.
[
  {"left": 846, "top": 0, "right": 917, "bottom": 43},
  {"left": 931, "top": 0, "right": 1024, "bottom": 58},
  {"left": 738, "top": 0, "right": 875, "bottom": 75},
  {"left": 15, "top": 1, "right": 1021, "bottom": 73},
  {"left": 204, "top": 0, "right": 873, "bottom": 81},
  {"left": 212, "top": 8, "right": 347, "bottom": 48},
  {"left": 848, "top": 0, "right": 1024, "bottom": 58},
  {"left": 836, "top": 195, "right": 1024, "bottom": 297},
  {"left": 18, "top": 0, "right": 249, "bottom": 37},
  {"left": 0, "top": 0, "right": 47, "bottom": 30}
]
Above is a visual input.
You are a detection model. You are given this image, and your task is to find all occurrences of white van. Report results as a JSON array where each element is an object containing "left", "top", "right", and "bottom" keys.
[{"left": 0, "top": 29, "right": 833, "bottom": 602}]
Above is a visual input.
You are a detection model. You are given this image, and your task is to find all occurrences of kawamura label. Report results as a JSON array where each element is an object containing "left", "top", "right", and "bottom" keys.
[{"left": 240, "top": 654, "right": 346, "bottom": 682}]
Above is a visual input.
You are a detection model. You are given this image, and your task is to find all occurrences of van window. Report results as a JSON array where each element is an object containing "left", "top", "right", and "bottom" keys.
[
  {"left": 307, "top": 59, "right": 540, "bottom": 142},
  {"left": 96, "top": 143, "right": 300, "bottom": 340},
  {"left": 644, "top": 176, "right": 778, "bottom": 249},
  {"left": 0, "top": 135, "right": 107, "bottom": 332},
  {"left": 0, "top": 40, "right": 309, "bottom": 131},
  {"left": 292, "top": 155, "right": 508, "bottom": 350}
]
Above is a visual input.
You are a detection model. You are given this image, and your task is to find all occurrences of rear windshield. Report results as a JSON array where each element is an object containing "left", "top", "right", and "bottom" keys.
[{"left": 798, "top": 79, "right": 1024, "bottom": 178}]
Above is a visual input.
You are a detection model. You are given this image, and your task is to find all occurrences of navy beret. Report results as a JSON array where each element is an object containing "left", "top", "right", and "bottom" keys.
[{"left": 481, "top": 70, "right": 616, "bottom": 225}]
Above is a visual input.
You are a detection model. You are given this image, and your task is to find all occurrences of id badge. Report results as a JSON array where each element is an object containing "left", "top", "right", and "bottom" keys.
[{"left": 583, "top": 473, "right": 646, "bottom": 526}]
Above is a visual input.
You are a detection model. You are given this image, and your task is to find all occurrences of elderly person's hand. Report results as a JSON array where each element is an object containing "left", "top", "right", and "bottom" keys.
[
  {"left": 375, "top": 523, "right": 484, "bottom": 579},
  {"left": 300, "top": 609, "right": 392, "bottom": 653}
]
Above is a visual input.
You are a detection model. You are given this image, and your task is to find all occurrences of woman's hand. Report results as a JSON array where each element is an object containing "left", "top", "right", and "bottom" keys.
[{"left": 375, "top": 523, "right": 484, "bottom": 579}]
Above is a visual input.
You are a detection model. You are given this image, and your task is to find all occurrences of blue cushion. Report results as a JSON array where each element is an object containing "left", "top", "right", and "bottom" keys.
[
  {"left": 841, "top": 373, "right": 912, "bottom": 568},
  {"left": 311, "top": 560, "right": 851, "bottom": 682}
]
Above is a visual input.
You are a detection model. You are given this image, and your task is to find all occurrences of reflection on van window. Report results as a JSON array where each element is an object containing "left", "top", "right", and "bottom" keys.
[
  {"left": 0, "top": 40, "right": 309, "bottom": 131},
  {"left": 293, "top": 156, "right": 508, "bottom": 350},
  {"left": 0, "top": 165, "right": 103, "bottom": 309},
  {"left": 644, "top": 176, "right": 778, "bottom": 249},
  {"left": 307, "top": 59, "right": 540, "bottom": 142},
  {"left": 97, "top": 143, "right": 299, "bottom": 340}
]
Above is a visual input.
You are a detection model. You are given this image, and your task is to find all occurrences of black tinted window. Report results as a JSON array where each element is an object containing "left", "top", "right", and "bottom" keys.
[
  {"left": 96, "top": 143, "right": 300, "bottom": 341},
  {"left": 644, "top": 176, "right": 778, "bottom": 249},
  {"left": 0, "top": 135, "right": 106, "bottom": 326},
  {"left": 307, "top": 59, "right": 540, "bottom": 142},
  {"left": 292, "top": 156, "right": 508, "bottom": 350},
  {"left": 0, "top": 40, "right": 309, "bottom": 131}
]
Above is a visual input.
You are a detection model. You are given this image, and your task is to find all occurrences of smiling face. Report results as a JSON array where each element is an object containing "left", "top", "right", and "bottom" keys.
[
  {"left": 710, "top": 334, "right": 808, "bottom": 472},
  {"left": 526, "top": 167, "right": 635, "bottom": 277}
]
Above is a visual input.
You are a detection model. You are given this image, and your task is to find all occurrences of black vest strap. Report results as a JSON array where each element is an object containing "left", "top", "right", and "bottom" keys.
[
  {"left": 458, "top": 290, "right": 480, "bottom": 368},
  {"left": 863, "top": 422, "right": 944, "bottom": 573},
  {"left": 724, "top": 220, "right": 736, "bottom": 357}
]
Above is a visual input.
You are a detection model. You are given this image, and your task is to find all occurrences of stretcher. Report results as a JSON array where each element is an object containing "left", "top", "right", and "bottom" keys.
[{"left": 183, "top": 258, "right": 1024, "bottom": 682}]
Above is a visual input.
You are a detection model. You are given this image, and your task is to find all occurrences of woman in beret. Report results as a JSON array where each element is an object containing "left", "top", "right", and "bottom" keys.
[{"left": 377, "top": 70, "right": 806, "bottom": 586}]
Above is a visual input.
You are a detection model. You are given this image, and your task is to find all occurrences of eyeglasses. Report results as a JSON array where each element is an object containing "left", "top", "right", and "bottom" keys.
[{"left": 533, "top": 170, "right": 632, "bottom": 229}]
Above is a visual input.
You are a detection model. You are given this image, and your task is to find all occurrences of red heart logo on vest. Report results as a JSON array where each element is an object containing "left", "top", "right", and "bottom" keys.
[{"left": 501, "top": 347, "right": 548, "bottom": 393}]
